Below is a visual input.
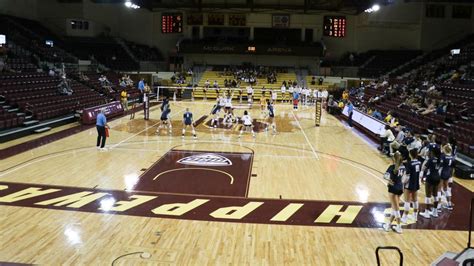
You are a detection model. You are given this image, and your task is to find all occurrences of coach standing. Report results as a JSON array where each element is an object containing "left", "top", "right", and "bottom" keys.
[
  {"left": 138, "top": 78, "right": 145, "bottom": 103},
  {"left": 96, "top": 108, "right": 110, "bottom": 150}
]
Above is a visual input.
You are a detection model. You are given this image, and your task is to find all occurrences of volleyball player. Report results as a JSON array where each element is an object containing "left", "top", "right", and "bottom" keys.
[
  {"left": 281, "top": 83, "right": 287, "bottom": 103},
  {"left": 292, "top": 90, "right": 300, "bottom": 110},
  {"left": 260, "top": 90, "right": 267, "bottom": 113},
  {"left": 247, "top": 85, "right": 253, "bottom": 106},
  {"left": 238, "top": 86, "right": 243, "bottom": 103},
  {"left": 239, "top": 110, "right": 255, "bottom": 138},
  {"left": 440, "top": 144, "right": 455, "bottom": 210},
  {"left": 271, "top": 89, "right": 278, "bottom": 104},
  {"left": 420, "top": 148, "right": 442, "bottom": 218},
  {"left": 156, "top": 108, "right": 172, "bottom": 135},
  {"left": 288, "top": 84, "right": 294, "bottom": 104},
  {"left": 265, "top": 100, "right": 277, "bottom": 134},
  {"left": 401, "top": 149, "right": 422, "bottom": 223},
  {"left": 382, "top": 151, "right": 405, "bottom": 234},
  {"left": 182, "top": 108, "right": 197, "bottom": 139},
  {"left": 209, "top": 99, "right": 221, "bottom": 128}
]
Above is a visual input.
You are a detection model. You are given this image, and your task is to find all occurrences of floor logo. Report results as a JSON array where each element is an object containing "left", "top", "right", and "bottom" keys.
[
  {"left": 133, "top": 149, "right": 253, "bottom": 197},
  {"left": 177, "top": 153, "right": 232, "bottom": 166}
]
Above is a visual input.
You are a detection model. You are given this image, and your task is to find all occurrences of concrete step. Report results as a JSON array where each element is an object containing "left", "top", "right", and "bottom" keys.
[
  {"left": 2, "top": 105, "right": 11, "bottom": 109},
  {"left": 16, "top": 113, "right": 26, "bottom": 117},
  {"left": 7, "top": 108, "right": 19, "bottom": 112},
  {"left": 33, "top": 127, "right": 51, "bottom": 134},
  {"left": 23, "top": 120, "right": 39, "bottom": 126}
]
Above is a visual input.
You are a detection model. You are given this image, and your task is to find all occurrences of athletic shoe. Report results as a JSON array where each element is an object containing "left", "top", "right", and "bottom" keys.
[
  {"left": 420, "top": 211, "right": 431, "bottom": 219},
  {"left": 181, "top": 134, "right": 184, "bottom": 138},
  {"left": 100, "top": 147, "right": 108, "bottom": 152},
  {"left": 96, "top": 146, "right": 101, "bottom": 150},
  {"left": 400, "top": 216, "right": 408, "bottom": 224},
  {"left": 394, "top": 225, "right": 403, "bottom": 234},
  {"left": 193, "top": 135, "right": 197, "bottom": 139},
  {"left": 382, "top": 223, "right": 390, "bottom": 232},
  {"left": 432, "top": 209, "right": 439, "bottom": 218}
]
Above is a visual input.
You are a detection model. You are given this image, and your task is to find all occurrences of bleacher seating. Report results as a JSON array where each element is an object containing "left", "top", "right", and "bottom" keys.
[
  {"left": 358, "top": 50, "right": 422, "bottom": 78},
  {"left": 125, "top": 41, "right": 163, "bottom": 61},
  {"left": 64, "top": 37, "right": 139, "bottom": 71},
  {"left": 0, "top": 15, "right": 77, "bottom": 63},
  {"left": 193, "top": 68, "right": 296, "bottom": 100},
  {"left": 0, "top": 72, "right": 106, "bottom": 122}
]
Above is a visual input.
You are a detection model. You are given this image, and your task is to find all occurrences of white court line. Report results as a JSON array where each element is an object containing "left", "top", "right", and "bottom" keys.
[
  {"left": 109, "top": 108, "right": 185, "bottom": 149},
  {"left": 291, "top": 110, "right": 320, "bottom": 160}
]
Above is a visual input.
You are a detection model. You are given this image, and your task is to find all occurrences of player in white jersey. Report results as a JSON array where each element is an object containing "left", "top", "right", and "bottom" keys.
[
  {"left": 280, "top": 84, "right": 287, "bottom": 103},
  {"left": 271, "top": 89, "right": 278, "bottom": 103},
  {"left": 246, "top": 86, "right": 254, "bottom": 105},
  {"left": 239, "top": 110, "right": 255, "bottom": 138},
  {"left": 288, "top": 85, "right": 294, "bottom": 103}
]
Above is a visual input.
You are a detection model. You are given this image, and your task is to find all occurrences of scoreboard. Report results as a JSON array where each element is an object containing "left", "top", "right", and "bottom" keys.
[
  {"left": 323, "top": 16, "right": 346, "bottom": 38},
  {"left": 162, "top": 13, "right": 183, "bottom": 33}
]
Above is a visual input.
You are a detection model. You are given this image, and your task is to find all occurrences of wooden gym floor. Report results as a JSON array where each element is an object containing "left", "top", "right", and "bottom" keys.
[{"left": 0, "top": 100, "right": 472, "bottom": 265}]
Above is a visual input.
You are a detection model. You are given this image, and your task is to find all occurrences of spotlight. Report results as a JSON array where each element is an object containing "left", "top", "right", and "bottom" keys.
[
  {"left": 365, "top": 3, "right": 381, "bottom": 13},
  {"left": 124, "top": 1, "right": 132, "bottom": 7}
]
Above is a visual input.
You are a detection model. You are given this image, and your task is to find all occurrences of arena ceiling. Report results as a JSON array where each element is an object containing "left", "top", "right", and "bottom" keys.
[{"left": 100, "top": 0, "right": 383, "bottom": 14}]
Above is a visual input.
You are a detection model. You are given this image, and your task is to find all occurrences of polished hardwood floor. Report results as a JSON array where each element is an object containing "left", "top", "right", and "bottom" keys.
[{"left": 0, "top": 100, "right": 471, "bottom": 265}]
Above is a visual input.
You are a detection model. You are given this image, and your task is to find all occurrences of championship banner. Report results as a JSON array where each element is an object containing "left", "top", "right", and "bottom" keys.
[{"left": 272, "top": 14, "right": 290, "bottom": 28}]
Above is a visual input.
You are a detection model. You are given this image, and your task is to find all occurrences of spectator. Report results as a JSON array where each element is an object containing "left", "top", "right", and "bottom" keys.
[
  {"left": 380, "top": 125, "right": 395, "bottom": 155},
  {"left": 389, "top": 125, "right": 406, "bottom": 155}
]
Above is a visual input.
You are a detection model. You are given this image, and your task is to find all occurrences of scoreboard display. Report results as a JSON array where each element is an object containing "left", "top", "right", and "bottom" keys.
[
  {"left": 323, "top": 16, "right": 346, "bottom": 37},
  {"left": 162, "top": 13, "right": 183, "bottom": 33}
]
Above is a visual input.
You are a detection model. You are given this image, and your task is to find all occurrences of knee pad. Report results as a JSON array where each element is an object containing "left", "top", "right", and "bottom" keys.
[
  {"left": 394, "top": 211, "right": 401, "bottom": 218},
  {"left": 404, "top": 202, "right": 410, "bottom": 211},
  {"left": 437, "top": 191, "right": 442, "bottom": 198},
  {"left": 414, "top": 201, "right": 419, "bottom": 210},
  {"left": 425, "top": 198, "right": 431, "bottom": 204},
  {"left": 446, "top": 190, "right": 452, "bottom": 197}
]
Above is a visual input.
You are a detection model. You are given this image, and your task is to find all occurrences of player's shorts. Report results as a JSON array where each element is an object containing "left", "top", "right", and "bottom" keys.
[
  {"left": 184, "top": 121, "right": 192, "bottom": 126},
  {"left": 440, "top": 169, "right": 452, "bottom": 180},
  {"left": 388, "top": 186, "right": 403, "bottom": 196},
  {"left": 404, "top": 179, "right": 420, "bottom": 191},
  {"left": 225, "top": 106, "right": 231, "bottom": 111},
  {"left": 293, "top": 99, "right": 299, "bottom": 105}
]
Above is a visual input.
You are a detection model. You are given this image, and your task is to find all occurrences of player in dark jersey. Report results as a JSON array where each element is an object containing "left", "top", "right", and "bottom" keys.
[
  {"left": 401, "top": 149, "right": 422, "bottom": 223},
  {"left": 156, "top": 108, "right": 172, "bottom": 135},
  {"left": 209, "top": 99, "right": 221, "bottom": 128},
  {"left": 420, "top": 148, "right": 441, "bottom": 218},
  {"left": 265, "top": 100, "right": 277, "bottom": 134},
  {"left": 440, "top": 144, "right": 455, "bottom": 210},
  {"left": 382, "top": 151, "right": 405, "bottom": 234},
  {"left": 182, "top": 108, "right": 197, "bottom": 139}
]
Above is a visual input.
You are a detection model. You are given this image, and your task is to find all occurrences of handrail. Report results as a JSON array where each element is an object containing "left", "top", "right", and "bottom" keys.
[{"left": 376, "top": 246, "right": 403, "bottom": 266}]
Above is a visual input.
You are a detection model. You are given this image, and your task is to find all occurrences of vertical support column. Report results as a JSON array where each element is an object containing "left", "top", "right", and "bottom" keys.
[
  {"left": 301, "top": 27, "right": 305, "bottom": 42},
  {"left": 249, "top": 27, "right": 254, "bottom": 41}
]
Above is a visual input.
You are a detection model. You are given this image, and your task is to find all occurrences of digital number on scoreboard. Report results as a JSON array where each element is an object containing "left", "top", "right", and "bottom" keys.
[
  {"left": 323, "top": 16, "right": 346, "bottom": 37},
  {"left": 162, "top": 13, "right": 183, "bottom": 33}
]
